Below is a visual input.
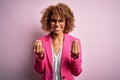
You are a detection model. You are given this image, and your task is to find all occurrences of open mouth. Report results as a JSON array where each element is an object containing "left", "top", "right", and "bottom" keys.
[{"left": 54, "top": 27, "right": 61, "bottom": 31}]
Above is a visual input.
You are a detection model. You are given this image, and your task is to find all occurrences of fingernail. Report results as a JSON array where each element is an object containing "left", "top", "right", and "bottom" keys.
[{"left": 34, "top": 50, "right": 36, "bottom": 52}]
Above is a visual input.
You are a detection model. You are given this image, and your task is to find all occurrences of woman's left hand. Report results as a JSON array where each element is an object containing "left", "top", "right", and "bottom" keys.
[{"left": 71, "top": 40, "right": 80, "bottom": 59}]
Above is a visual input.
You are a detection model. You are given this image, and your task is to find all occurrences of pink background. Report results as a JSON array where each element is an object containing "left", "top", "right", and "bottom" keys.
[{"left": 0, "top": 0, "right": 120, "bottom": 80}]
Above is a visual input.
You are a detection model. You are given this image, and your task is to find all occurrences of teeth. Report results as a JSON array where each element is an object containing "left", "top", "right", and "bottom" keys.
[{"left": 55, "top": 28, "right": 60, "bottom": 31}]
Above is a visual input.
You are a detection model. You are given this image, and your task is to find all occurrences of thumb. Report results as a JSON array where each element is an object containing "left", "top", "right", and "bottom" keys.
[{"left": 38, "top": 40, "right": 42, "bottom": 46}]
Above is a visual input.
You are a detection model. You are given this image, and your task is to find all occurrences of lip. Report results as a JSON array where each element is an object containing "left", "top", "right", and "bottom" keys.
[{"left": 54, "top": 27, "right": 61, "bottom": 31}]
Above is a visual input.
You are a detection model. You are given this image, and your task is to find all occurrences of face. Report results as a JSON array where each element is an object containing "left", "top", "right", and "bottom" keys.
[{"left": 50, "top": 14, "right": 66, "bottom": 35}]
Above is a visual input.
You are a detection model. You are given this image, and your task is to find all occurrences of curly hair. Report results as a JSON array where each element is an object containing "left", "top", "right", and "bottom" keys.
[{"left": 40, "top": 3, "right": 75, "bottom": 33}]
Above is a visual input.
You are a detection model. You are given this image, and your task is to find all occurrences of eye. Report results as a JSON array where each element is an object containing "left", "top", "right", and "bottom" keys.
[
  {"left": 50, "top": 19, "right": 56, "bottom": 22},
  {"left": 59, "top": 19, "right": 65, "bottom": 22}
]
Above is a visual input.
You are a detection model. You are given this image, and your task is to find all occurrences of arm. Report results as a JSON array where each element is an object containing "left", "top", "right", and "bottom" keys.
[
  {"left": 70, "top": 39, "right": 82, "bottom": 76},
  {"left": 33, "top": 40, "right": 45, "bottom": 74},
  {"left": 34, "top": 54, "right": 45, "bottom": 74}
]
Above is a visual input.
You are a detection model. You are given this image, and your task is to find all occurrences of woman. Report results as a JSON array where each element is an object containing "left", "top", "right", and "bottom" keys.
[{"left": 33, "top": 3, "right": 82, "bottom": 80}]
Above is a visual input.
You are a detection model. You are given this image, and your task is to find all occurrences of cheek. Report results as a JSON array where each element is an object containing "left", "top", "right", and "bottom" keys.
[
  {"left": 50, "top": 23, "right": 54, "bottom": 28},
  {"left": 61, "top": 23, "right": 66, "bottom": 28}
]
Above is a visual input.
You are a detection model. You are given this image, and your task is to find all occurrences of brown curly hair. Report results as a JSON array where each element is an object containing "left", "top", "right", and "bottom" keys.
[{"left": 40, "top": 3, "right": 75, "bottom": 33}]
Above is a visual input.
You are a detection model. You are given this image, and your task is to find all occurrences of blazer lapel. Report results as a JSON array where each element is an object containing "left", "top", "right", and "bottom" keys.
[
  {"left": 61, "top": 34, "right": 71, "bottom": 65},
  {"left": 45, "top": 34, "right": 53, "bottom": 70},
  {"left": 45, "top": 33, "right": 71, "bottom": 70}
]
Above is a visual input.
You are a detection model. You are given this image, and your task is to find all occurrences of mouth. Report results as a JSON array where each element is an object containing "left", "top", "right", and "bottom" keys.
[{"left": 54, "top": 27, "right": 61, "bottom": 31}]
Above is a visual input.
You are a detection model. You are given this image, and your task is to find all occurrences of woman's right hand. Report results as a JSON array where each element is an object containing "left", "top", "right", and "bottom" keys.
[{"left": 33, "top": 40, "right": 44, "bottom": 59}]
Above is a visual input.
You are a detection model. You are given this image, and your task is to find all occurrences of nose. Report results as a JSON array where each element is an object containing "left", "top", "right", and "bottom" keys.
[{"left": 55, "top": 21, "right": 59, "bottom": 26}]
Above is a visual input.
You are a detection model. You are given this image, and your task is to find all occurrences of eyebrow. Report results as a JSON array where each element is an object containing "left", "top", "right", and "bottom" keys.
[{"left": 50, "top": 18, "right": 65, "bottom": 21}]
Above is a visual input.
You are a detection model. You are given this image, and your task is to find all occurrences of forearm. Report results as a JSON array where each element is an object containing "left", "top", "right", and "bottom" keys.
[
  {"left": 70, "top": 56, "right": 82, "bottom": 76},
  {"left": 70, "top": 39, "right": 82, "bottom": 76},
  {"left": 34, "top": 55, "right": 45, "bottom": 74}
]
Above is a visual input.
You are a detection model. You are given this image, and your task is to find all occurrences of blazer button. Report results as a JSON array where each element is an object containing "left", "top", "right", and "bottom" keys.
[{"left": 62, "top": 76, "right": 65, "bottom": 79}]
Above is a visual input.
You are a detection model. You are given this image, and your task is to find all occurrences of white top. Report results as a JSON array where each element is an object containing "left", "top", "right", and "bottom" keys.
[{"left": 52, "top": 45, "right": 62, "bottom": 80}]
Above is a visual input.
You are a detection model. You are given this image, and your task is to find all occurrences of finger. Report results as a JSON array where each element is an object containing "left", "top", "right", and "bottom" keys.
[
  {"left": 36, "top": 41, "right": 40, "bottom": 53},
  {"left": 34, "top": 40, "right": 38, "bottom": 53},
  {"left": 38, "top": 40, "right": 42, "bottom": 46},
  {"left": 72, "top": 40, "right": 78, "bottom": 54},
  {"left": 39, "top": 40, "right": 43, "bottom": 54},
  {"left": 73, "top": 40, "right": 76, "bottom": 50},
  {"left": 77, "top": 42, "right": 80, "bottom": 53},
  {"left": 74, "top": 40, "right": 78, "bottom": 54},
  {"left": 38, "top": 40, "right": 44, "bottom": 54},
  {"left": 76, "top": 40, "right": 80, "bottom": 55},
  {"left": 41, "top": 47, "right": 44, "bottom": 54},
  {"left": 71, "top": 40, "right": 75, "bottom": 53}
]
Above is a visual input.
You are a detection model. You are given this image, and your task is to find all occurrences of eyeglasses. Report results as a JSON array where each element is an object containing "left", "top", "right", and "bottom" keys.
[{"left": 50, "top": 18, "right": 65, "bottom": 24}]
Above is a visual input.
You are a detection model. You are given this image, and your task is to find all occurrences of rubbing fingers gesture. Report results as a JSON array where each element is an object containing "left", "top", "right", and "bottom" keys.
[
  {"left": 71, "top": 40, "right": 80, "bottom": 59},
  {"left": 33, "top": 40, "right": 44, "bottom": 59}
]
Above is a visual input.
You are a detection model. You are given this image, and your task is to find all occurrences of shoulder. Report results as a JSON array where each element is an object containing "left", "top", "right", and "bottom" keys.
[
  {"left": 65, "top": 33, "right": 80, "bottom": 41},
  {"left": 65, "top": 34, "right": 81, "bottom": 46},
  {"left": 38, "top": 33, "right": 51, "bottom": 41}
]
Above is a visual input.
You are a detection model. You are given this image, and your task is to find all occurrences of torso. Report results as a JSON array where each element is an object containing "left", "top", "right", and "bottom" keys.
[
  {"left": 52, "top": 40, "right": 63, "bottom": 56},
  {"left": 51, "top": 32, "right": 64, "bottom": 56}
]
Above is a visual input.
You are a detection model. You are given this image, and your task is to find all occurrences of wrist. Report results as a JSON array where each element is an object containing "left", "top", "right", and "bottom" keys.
[
  {"left": 71, "top": 54, "right": 79, "bottom": 60},
  {"left": 38, "top": 53, "right": 44, "bottom": 60}
]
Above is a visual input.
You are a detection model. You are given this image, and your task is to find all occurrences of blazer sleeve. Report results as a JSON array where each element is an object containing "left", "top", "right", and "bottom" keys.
[
  {"left": 70, "top": 39, "right": 82, "bottom": 76},
  {"left": 34, "top": 54, "right": 45, "bottom": 74},
  {"left": 34, "top": 39, "right": 45, "bottom": 74}
]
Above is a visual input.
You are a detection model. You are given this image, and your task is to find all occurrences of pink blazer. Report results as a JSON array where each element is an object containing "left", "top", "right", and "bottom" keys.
[{"left": 34, "top": 33, "right": 82, "bottom": 80}]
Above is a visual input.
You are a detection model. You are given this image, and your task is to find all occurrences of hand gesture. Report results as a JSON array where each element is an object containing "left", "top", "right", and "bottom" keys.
[
  {"left": 71, "top": 40, "right": 80, "bottom": 59},
  {"left": 33, "top": 40, "right": 44, "bottom": 59}
]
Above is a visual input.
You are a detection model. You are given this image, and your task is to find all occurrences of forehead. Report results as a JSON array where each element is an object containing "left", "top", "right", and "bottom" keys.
[{"left": 51, "top": 14, "right": 65, "bottom": 19}]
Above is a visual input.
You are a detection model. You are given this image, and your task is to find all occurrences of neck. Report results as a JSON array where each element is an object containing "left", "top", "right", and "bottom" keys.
[{"left": 52, "top": 32, "right": 64, "bottom": 41}]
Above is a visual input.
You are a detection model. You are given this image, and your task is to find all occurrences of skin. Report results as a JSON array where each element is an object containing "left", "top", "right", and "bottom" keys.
[{"left": 34, "top": 14, "right": 80, "bottom": 59}]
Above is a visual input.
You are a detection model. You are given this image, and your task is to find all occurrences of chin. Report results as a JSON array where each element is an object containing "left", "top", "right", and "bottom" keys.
[{"left": 53, "top": 31, "right": 63, "bottom": 34}]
